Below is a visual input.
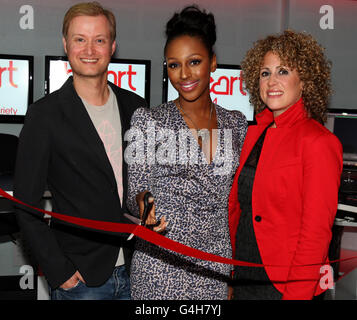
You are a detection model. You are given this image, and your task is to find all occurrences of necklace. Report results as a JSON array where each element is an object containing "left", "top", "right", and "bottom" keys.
[{"left": 176, "top": 100, "right": 213, "bottom": 145}]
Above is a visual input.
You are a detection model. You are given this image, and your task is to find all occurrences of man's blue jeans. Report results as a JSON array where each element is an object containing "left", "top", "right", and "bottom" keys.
[{"left": 50, "top": 265, "right": 131, "bottom": 300}]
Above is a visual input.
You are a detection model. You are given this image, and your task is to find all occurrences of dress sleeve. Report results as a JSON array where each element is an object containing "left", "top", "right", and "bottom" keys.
[
  {"left": 229, "top": 110, "right": 248, "bottom": 167},
  {"left": 237, "top": 112, "right": 248, "bottom": 158},
  {"left": 282, "top": 132, "right": 343, "bottom": 299},
  {"left": 125, "top": 107, "right": 153, "bottom": 217}
]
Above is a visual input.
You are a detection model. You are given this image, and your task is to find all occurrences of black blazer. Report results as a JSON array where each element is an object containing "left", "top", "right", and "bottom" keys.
[{"left": 14, "top": 77, "right": 147, "bottom": 289}]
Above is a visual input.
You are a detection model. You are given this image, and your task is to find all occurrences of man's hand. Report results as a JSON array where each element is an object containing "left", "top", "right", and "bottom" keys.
[{"left": 60, "top": 271, "right": 85, "bottom": 290}]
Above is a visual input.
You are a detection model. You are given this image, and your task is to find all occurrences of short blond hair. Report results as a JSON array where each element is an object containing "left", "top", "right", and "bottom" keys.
[{"left": 62, "top": 2, "right": 116, "bottom": 42}]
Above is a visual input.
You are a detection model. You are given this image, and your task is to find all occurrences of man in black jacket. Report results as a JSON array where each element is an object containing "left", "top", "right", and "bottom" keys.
[{"left": 14, "top": 2, "right": 147, "bottom": 300}]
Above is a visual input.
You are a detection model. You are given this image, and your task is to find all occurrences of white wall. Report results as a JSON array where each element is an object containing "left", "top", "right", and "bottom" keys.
[
  {"left": 2, "top": 0, "right": 354, "bottom": 136},
  {"left": 1, "top": 0, "right": 282, "bottom": 135}
]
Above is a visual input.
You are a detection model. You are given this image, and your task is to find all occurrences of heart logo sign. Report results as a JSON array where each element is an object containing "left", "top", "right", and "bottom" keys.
[{"left": 210, "top": 76, "right": 230, "bottom": 95}]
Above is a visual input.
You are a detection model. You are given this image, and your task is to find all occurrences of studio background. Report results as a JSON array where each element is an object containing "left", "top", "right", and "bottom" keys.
[
  {"left": 0, "top": 0, "right": 356, "bottom": 136},
  {"left": 1, "top": 0, "right": 357, "bottom": 300}
]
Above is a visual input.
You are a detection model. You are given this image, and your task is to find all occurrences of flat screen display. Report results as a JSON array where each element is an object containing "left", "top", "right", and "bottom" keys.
[
  {"left": 0, "top": 54, "right": 33, "bottom": 123},
  {"left": 162, "top": 62, "right": 254, "bottom": 121},
  {"left": 325, "top": 109, "right": 357, "bottom": 165},
  {"left": 45, "top": 56, "right": 151, "bottom": 104}
]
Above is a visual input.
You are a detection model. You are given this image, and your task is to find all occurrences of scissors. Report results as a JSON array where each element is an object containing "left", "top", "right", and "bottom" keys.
[{"left": 141, "top": 192, "right": 160, "bottom": 230}]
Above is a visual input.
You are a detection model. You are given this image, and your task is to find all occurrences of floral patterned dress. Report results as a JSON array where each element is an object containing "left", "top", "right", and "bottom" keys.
[{"left": 126, "top": 101, "right": 247, "bottom": 300}]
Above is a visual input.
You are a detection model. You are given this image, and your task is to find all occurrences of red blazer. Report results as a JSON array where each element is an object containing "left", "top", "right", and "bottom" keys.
[{"left": 228, "top": 99, "right": 343, "bottom": 299}]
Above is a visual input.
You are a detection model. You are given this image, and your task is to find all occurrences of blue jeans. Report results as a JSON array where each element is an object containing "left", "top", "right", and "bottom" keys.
[{"left": 50, "top": 265, "right": 131, "bottom": 300}]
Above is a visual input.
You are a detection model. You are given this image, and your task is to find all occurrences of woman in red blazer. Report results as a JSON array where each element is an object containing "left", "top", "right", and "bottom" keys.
[{"left": 228, "top": 30, "right": 343, "bottom": 300}]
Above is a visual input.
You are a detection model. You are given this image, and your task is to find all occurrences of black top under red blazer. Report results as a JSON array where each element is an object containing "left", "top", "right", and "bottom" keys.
[
  {"left": 228, "top": 99, "right": 343, "bottom": 299},
  {"left": 14, "top": 77, "right": 147, "bottom": 289}
]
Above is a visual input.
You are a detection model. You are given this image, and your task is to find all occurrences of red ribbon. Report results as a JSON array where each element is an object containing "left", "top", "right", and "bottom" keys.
[{"left": 2, "top": 188, "right": 357, "bottom": 269}]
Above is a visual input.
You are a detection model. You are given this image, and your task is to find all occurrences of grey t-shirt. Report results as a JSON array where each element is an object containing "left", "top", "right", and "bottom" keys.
[{"left": 81, "top": 86, "right": 124, "bottom": 266}]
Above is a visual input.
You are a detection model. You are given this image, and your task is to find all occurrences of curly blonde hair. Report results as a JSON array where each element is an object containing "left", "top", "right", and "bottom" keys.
[{"left": 241, "top": 29, "right": 331, "bottom": 124}]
